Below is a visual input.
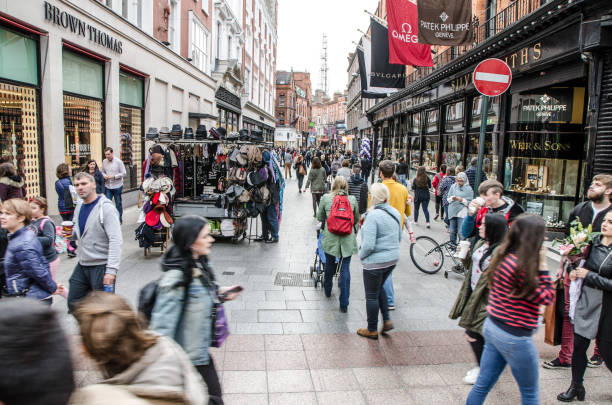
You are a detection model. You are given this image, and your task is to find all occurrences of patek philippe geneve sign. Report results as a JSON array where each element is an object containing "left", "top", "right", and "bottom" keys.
[{"left": 43, "top": 1, "right": 123, "bottom": 54}]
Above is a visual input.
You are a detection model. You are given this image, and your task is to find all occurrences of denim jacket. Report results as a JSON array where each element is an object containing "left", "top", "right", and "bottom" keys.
[{"left": 150, "top": 250, "right": 215, "bottom": 366}]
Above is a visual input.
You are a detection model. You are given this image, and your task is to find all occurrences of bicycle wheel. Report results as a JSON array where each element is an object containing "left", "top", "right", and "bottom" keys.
[{"left": 410, "top": 236, "right": 444, "bottom": 274}]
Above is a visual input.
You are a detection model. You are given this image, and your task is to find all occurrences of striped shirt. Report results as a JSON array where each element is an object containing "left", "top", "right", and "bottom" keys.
[{"left": 487, "top": 254, "right": 554, "bottom": 335}]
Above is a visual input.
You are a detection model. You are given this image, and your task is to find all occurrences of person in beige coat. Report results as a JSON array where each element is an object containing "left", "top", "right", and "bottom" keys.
[{"left": 70, "top": 292, "right": 207, "bottom": 405}]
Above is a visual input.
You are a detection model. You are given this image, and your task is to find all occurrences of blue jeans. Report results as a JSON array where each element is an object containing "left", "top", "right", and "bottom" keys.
[
  {"left": 363, "top": 265, "right": 395, "bottom": 331},
  {"left": 443, "top": 205, "right": 450, "bottom": 226},
  {"left": 414, "top": 199, "right": 430, "bottom": 223},
  {"left": 467, "top": 318, "right": 540, "bottom": 405},
  {"left": 449, "top": 217, "right": 464, "bottom": 247},
  {"left": 262, "top": 204, "right": 279, "bottom": 240},
  {"left": 383, "top": 271, "right": 395, "bottom": 306},
  {"left": 324, "top": 253, "right": 351, "bottom": 309},
  {"left": 104, "top": 186, "right": 123, "bottom": 223},
  {"left": 398, "top": 174, "right": 407, "bottom": 187}
]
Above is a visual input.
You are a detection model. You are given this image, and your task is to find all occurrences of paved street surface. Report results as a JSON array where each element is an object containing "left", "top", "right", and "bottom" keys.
[{"left": 53, "top": 177, "right": 610, "bottom": 404}]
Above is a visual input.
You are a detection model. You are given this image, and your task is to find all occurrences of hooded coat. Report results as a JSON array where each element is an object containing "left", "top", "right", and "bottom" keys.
[
  {"left": 70, "top": 335, "right": 208, "bottom": 405},
  {"left": 149, "top": 248, "right": 215, "bottom": 366},
  {"left": 0, "top": 175, "right": 26, "bottom": 201}
]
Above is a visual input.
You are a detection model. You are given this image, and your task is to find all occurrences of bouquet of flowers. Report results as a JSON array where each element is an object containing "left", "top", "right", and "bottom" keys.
[{"left": 553, "top": 217, "right": 600, "bottom": 267}]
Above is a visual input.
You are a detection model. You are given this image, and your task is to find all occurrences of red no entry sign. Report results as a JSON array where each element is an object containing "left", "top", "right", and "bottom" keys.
[{"left": 473, "top": 58, "right": 512, "bottom": 97}]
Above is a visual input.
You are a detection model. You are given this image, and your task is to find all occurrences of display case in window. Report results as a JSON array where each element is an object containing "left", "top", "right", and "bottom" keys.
[
  {"left": 466, "top": 133, "right": 499, "bottom": 181},
  {"left": 423, "top": 135, "right": 438, "bottom": 174},
  {"left": 408, "top": 136, "right": 421, "bottom": 176},
  {"left": 63, "top": 95, "right": 103, "bottom": 173},
  {"left": 120, "top": 106, "right": 142, "bottom": 191},
  {"left": 441, "top": 134, "right": 463, "bottom": 169}
]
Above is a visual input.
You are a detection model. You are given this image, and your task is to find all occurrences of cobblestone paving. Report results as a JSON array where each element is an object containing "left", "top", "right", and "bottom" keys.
[{"left": 54, "top": 176, "right": 610, "bottom": 404}]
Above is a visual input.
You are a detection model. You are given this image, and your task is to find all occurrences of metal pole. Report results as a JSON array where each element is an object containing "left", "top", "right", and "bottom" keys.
[{"left": 474, "top": 95, "right": 489, "bottom": 197}]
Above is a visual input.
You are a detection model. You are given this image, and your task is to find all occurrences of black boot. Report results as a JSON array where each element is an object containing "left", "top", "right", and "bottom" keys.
[{"left": 557, "top": 383, "right": 586, "bottom": 402}]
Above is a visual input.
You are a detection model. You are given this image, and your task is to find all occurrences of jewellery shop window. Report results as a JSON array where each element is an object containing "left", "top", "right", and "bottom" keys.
[
  {"left": 441, "top": 134, "right": 464, "bottom": 171},
  {"left": 62, "top": 50, "right": 104, "bottom": 172},
  {"left": 119, "top": 71, "right": 144, "bottom": 191},
  {"left": 423, "top": 135, "right": 438, "bottom": 174},
  {"left": 408, "top": 135, "right": 421, "bottom": 176},
  {"left": 468, "top": 96, "right": 501, "bottom": 181},
  {"left": 505, "top": 86, "right": 586, "bottom": 229},
  {"left": 0, "top": 26, "right": 42, "bottom": 196}
]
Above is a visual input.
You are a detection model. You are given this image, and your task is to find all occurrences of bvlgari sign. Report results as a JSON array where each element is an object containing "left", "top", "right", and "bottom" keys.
[{"left": 43, "top": 1, "right": 123, "bottom": 54}]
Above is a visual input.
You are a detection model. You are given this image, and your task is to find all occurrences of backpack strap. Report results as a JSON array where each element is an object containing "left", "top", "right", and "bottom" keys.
[{"left": 375, "top": 206, "right": 400, "bottom": 228}]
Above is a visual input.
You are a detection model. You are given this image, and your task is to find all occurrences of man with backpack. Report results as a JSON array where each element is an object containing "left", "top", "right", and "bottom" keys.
[
  {"left": 317, "top": 176, "right": 360, "bottom": 313},
  {"left": 379, "top": 160, "right": 411, "bottom": 310},
  {"left": 66, "top": 172, "right": 122, "bottom": 311}
]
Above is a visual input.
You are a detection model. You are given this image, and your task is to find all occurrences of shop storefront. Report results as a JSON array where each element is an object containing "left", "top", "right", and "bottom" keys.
[
  {"left": 215, "top": 87, "right": 241, "bottom": 133},
  {"left": 0, "top": 25, "right": 43, "bottom": 196},
  {"left": 118, "top": 68, "right": 145, "bottom": 191},
  {"left": 243, "top": 116, "right": 275, "bottom": 141},
  {"left": 368, "top": 0, "right": 612, "bottom": 231}
]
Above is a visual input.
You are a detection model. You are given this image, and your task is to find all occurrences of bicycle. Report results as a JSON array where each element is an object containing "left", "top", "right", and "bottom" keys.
[{"left": 409, "top": 236, "right": 466, "bottom": 278}]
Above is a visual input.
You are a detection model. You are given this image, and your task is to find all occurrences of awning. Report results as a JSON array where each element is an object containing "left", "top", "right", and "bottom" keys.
[
  {"left": 0, "top": 12, "right": 48, "bottom": 36},
  {"left": 216, "top": 99, "right": 241, "bottom": 115},
  {"left": 189, "top": 112, "right": 218, "bottom": 120}
]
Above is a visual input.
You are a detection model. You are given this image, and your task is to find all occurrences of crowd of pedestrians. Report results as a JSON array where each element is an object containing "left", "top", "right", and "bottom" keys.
[{"left": 0, "top": 143, "right": 611, "bottom": 405}]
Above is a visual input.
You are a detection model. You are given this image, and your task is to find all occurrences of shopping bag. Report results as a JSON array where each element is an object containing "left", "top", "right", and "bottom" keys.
[{"left": 544, "top": 278, "right": 564, "bottom": 346}]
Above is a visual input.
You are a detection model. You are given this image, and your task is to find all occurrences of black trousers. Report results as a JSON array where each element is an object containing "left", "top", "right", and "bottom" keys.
[
  {"left": 297, "top": 173, "right": 305, "bottom": 189},
  {"left": 571, "top": 333, "right": 612, "bottom": 384},
  {"left": 197, "top": 356, "right": 223, "bottom": 405},
  {"left": 465, "top": 329, "right": 485, "bottom": 365},
  {"left": 67, "top": 263, "right": 107, "bottom": 313},
  {"left": 435, "top": 195, "right": 443, "bottom": 217},
  {"left": 311, "top": 192, "right": 323, "bottom": 216}
]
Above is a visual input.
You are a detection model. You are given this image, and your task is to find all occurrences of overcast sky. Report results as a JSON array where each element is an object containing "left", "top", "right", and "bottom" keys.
[{"left": 276, "top": 0, "right": 379, "bottom": 96}]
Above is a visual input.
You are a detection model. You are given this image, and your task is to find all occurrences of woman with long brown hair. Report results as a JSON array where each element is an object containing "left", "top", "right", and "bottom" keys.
[
  {"left": 411, "top": 166, "right": 432, "bottom": 228},
  {"left": 467, "top": 214, "right": 554, "bottom": 405},
  {"left": 304, "top": 157, "right": 327, "bottom": 217},
  {"left": 294, "top": 154, "right": 307, "bottom": 193},
  {"left": 72, "top": 292, "right": 207, "bottom": 404}
]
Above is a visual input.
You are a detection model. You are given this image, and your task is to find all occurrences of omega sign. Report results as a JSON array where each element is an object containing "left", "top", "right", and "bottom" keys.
[
  {"left": 392, "top": 23, "right": 418, "bottom": 44},
  {"left": 43, "top": 1, "right": 123, "bottom": 54}
]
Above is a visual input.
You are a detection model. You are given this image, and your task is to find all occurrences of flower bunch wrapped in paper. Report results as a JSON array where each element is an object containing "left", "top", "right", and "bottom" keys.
[{"left": 553, "top": 218, "right": 600, "bottom": 322}]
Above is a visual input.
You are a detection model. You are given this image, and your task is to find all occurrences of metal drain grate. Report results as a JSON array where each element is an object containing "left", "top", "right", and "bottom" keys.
[{"left": 274, "top": 272, "right": 314, "bottom": 287}]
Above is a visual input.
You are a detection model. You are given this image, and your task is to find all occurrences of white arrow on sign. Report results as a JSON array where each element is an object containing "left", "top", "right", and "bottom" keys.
[{"left": 474, "top": 72, "right": 510, "bottom": 83}]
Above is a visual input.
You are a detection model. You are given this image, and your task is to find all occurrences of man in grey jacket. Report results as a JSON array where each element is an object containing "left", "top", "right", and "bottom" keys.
[{"left": 67, "top": 172, "right": 122, "bottom": 311}]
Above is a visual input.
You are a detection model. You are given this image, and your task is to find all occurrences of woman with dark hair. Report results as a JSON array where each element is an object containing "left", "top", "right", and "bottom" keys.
[
  {"left": 84, "top": 160, "right": 105, "bottom": 195},
  {"left": 150, "top": 215, "right": 242, "bottom": 405},
  {"left": 72, "top": 292, "right": 207, "bottom": 404},
  {"left": 411, "top": 166, "right": 432, "bottom": 228},
  {"left": 449, "top": 214, "right": 509, "bottom": 385},
  {"left": 0, "top": 162, "right": 26, "bottom": 201},
  {"left": 294, "top": 154, "right": 307, "bottom": 193},
  {"left": 557, "top": 210, "right": 612, "bottom": 402},
  {"left": 467, "top": 214, "right": 554, "bottom": 405},
  {"left": 305, "top": 157, "right": 327, "bottom": 217},
  {"left": 55, "top": 163, "right": 74, "bottom": 222}
]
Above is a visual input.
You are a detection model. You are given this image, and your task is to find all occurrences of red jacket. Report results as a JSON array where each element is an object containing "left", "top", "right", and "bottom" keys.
[{"left": 432, "top": 172, "right": 445, "bottom": 196}]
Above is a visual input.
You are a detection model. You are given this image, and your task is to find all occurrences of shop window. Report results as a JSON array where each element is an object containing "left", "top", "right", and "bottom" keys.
[
  {"left": 471, "top": 95, "right": 500, "bottom": 131},
  {"left": 63, "top": 94, "right": 104, "bottom": 172},
  {"left": 0, "top": 82, "right": 41, "bottom": 196},
  {"left": 62, "top": 50, "right": 103, "bottom": 99},
  {"left": 410, "top": 112, "right": 421, "bottom": 135},
  {"left": 0, "top": 27, "right": 38, "bottom": 86},
  {"left": 425, "top": 109, "right": 438, "bottom": 134},
  {"left": 504, "top": 132, "right": 584, "bottom": 229},
  {"left": 444, "top": 101, "right": 464, "bottom": 133},
  {"left": 467, "top": 133, "right": 499, "bottom": 181},
  {"left": 423, "top": 135, "right": 438, "bottom": 173},
  {"left": 441, "top": 134, "right": 464, "bottom": 170},
  {"left": 119, "top": 71, "right": 144, "bottom": 191},
  {"left": 408, "top": 136, "right": 421, "bottom": 175}
]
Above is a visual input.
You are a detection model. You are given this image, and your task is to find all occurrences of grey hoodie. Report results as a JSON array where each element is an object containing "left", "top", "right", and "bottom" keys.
[{"left": 73, "top": 195, "right": 123, "bottom": 275}]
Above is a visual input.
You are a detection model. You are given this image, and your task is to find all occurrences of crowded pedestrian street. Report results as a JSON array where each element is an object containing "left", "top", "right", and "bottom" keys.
[{"left": 41, "top": 175, "right": 608, "bottom": 405}]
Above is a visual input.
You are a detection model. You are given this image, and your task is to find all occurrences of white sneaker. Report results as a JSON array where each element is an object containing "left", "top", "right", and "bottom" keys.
[{"left": 463, "top": 367, "right": 479, "bottom": 385}]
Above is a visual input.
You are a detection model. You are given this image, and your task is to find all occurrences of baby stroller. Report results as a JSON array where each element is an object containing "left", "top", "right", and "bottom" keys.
[{"left": 309, "top": 223, "right": 339, "bottom": 288}]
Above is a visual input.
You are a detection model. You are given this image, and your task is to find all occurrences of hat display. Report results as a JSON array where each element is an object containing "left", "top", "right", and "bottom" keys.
[
  {"left": 226, "top": 132, "right": 240, "bottom": 141},
  {"left": 239, "top": 129, "right": 250, "bottom": 141},
  {"left": 195, "top": 124, "right": 207, "bottom": 140},
  {"left": 262, "top": 150, "right": 271, "bottom": 163},
  {"left": 209, "top": 126, "right": 227, "bottom": 140},
  {"left": 159, "top": 127, "right": 170, "bottom": 140},
  {"left": 160, "top": 209, "right": 173, "bottom": 227},
  {"left": 184, "top": 127, "right": 194, "bottom": 140},
  {"left": 145, "top": 209, "right": 161, "bottom": 227},
  {"left": 170, "top": 124, "right": 182, "bottom": 139},
  {"left": 146, "top": 127, "right": 159, "bottom": 140},
  {"left": 249, "top": 129, "right": 264, "bottom": 142}
]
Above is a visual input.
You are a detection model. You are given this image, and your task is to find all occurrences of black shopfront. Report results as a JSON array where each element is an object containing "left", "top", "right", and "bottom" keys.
[{"left": 368, "top": 0, "right": 612, "bottom": 232}]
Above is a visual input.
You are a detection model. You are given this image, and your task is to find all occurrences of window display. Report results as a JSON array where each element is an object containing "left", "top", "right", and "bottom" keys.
[
  {"left": 425, "top": 109, "right": 438, "bottom": 134},
  {"left": 441, "top": 134, "right": 463, "bottom": 169},
  {"left": 471, "top": 95, "right": 500, "bottom": 131},
  {"left": 444, "top": 101, "right": 464, "bottom": 133},
  {"left": 408, "top": 136, "right": 421, "bottom": 176},
  {"left": 410, "top": 112, "right": 421, "bottom": 135},
  {"left": 466, "top": 133, "right": 499, "bottom": 181},
  {"left": 63, "top": 95, "right": 104, "bottom": 172},
  {"left": 119, "top": 71, "right": 144, "bottom": 191},
  {"left": 217, "top": 108, "right": 239, "bottom": 132},
  {"left": 0, "top": 82, "right": 41, "bottom": 196},
  {"left": 423, "top": 135, "right": 438, "bottom": 173}
]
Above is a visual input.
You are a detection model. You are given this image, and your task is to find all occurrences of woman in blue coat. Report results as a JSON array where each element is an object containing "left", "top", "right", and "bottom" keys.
[{"left": 0, "top": 199, "right": 62, "bottom": 304}]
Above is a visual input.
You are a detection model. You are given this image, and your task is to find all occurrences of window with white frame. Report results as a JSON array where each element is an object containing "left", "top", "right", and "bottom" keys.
[
  {"left": 259, "top": 82, "right": 263, "bottom": 106},
  {"left": 244, "top": 67, "right": 250, "bottom": 96},
  {"left": 190, "top": 14, "right": 210, "bottom": 73},
  {"left": 168, "top": 0, "right": 180, "bottom": 52},
  {"left": 253, "top": 76, "right": 258, "bottom": 102}
]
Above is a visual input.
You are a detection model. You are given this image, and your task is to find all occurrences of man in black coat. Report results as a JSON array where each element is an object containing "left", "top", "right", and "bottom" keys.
[
  {"left": 360, "top": 156, "right": 372, "bottom": 183},
  {"left": 348, "top": 165, "right": 369, "bottom": 215}
]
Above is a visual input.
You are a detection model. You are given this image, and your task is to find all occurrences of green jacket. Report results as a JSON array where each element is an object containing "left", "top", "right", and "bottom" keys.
[
  {"left": 305, "top": 167, "right": 327, "bottom": 193},
  {"left": 448, "top": 239, "right": 490, "bottom": 335},
  {"left": 317, "top": 191, "right": 360, "bottom": 258}
]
